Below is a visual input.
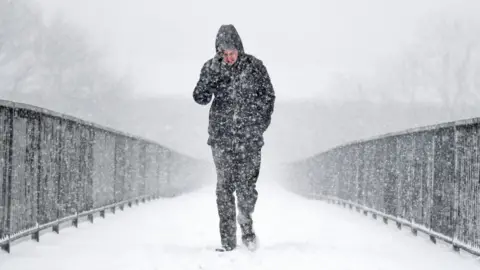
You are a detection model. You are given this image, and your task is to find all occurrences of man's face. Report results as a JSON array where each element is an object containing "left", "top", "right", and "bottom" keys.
[{"left": 223, "top": 49, "right": 238, "bottom": 65}]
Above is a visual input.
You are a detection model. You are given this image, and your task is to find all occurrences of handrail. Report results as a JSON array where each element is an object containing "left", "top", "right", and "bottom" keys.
[
  {"left": 283, "top": 115, "right": 480, "bottom": 257},
  {"left": 0, "top": 100, "right": 211, "bottom": 253}
]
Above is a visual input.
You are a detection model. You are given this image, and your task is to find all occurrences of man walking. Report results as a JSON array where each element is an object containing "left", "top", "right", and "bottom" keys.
[{"left": 193, "top": 24, "right": 275, "bottom": 251}]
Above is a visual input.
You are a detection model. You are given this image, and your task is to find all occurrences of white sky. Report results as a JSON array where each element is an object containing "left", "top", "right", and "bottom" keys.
[{"left": 34, "top": 0, "right": 477, "bottom": 101}]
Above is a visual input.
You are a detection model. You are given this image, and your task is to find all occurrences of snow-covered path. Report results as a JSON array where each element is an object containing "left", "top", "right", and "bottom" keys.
[{"left": 0, "top": 179, "right": 479, "bottom": 270}]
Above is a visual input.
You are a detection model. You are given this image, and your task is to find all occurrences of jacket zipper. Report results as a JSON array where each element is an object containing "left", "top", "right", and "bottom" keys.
[{"left": 232, "top": 75, "right": 239, "bottom": 152}]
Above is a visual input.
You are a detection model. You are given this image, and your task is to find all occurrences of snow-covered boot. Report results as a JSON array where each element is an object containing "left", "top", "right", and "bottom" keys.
[
  {"left": 215, "top": 245, "right": 236, "bottom": 252},
  {"left": 242, "top": 233, "right": 257, "bottom": 251},
  {"left": 240, "top": 223, "right": 257, "bottom": 251}
]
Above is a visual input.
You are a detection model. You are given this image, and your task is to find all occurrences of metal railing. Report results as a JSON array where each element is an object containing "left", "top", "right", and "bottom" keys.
[
  {"left": 0, "top": 100, "right": 212, "bottom": 253},
  {"left": 282, "top": 117, "right": 480, "bottom": 257}
]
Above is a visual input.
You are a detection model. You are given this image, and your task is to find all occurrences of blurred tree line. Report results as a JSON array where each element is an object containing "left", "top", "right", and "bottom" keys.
[
  {"left": 325, "top": 11, "right": 480, "bottom": 123},
  {"left": 0, "top": 0, "right": 132, "bottom": 129}
]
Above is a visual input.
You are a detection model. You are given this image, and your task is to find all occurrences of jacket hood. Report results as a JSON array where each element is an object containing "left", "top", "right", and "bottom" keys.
[{"left": 215, "top": 24, "right": 244, "bottom": 54}]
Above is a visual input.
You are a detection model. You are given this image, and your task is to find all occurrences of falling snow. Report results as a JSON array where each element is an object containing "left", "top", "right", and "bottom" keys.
[{"left": 2, "top": 0, "right": 480, "bottom": 269}]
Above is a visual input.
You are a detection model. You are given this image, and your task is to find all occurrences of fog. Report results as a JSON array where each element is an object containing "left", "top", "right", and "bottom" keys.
[
  {"left": 36, "top": 0, "right": 474, "bottom": 100},
  {"left": 2, "top": 0, "right": 480, "bottom": 163}
]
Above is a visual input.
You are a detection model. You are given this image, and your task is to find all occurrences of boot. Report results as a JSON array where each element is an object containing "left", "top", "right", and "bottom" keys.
[
  {"left": 240, "top": 223, "right": 257, "bottom": 250},
  {"left": 215, "top": 244, "right": 236, "bottom": 252}
]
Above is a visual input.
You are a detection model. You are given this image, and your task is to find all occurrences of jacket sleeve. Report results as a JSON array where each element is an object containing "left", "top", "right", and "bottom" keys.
[
  {"left": 193, "top": 61, "right": 215, "bottom": 105},
  {"left": 256, "top": 61, "right": 276, "bottom": 132}
]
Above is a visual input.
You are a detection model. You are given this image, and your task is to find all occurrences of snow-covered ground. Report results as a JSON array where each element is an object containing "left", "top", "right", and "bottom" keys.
[{"left": 1, "top": 177, "right": 479, "bottom": 270}]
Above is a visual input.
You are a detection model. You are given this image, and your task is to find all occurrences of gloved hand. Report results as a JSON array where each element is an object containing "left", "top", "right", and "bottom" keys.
[
  {"left": 209, "top": 51, "right": 223, "bottom": 73},
  {"left": 206, "top": 52, "right": 231, "bottom": 94}
]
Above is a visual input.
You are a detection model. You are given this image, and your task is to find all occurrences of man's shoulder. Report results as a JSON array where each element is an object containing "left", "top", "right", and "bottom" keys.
[
  {"left": 242, "top": 54, "right": 264, "bottom": 66},
  {"left": 201, "top": 58, "right": 215, "bottom": 69},
  {"left": 241, "top": 54, "right": 268, "bottom": 73}
]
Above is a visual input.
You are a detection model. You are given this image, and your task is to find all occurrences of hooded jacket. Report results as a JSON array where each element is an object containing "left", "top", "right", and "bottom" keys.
[{"left": 193, "top": 25, "right": 275, "bottom": 152}]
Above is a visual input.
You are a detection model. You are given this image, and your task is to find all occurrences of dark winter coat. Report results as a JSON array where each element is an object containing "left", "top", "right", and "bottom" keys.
[{"left": 193, "top": 25, "right": 275, "bottom": 152}]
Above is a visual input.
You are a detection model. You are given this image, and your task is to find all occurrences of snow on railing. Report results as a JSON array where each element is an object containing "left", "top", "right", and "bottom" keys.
[
  {"left": 0, "top": 100, "right": 212, "bottom": 254},
  {"left": 282, "top": 116, "right": 480, "bottom": 257}
]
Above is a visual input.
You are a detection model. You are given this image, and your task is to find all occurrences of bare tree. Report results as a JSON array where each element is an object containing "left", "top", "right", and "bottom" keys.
[
  {"left": 410, "top": 17, "right": 480, "bottom": 120},
  {"left": 0, "top": 0, "right": 43, "bottom": 99},
  {"left": 0, "top": 0, "right": 136, "bottom": 132}
]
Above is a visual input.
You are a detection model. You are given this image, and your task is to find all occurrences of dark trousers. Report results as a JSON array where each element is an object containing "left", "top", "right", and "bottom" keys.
[{"left": 211, "top": 145, "right": 261, "bottom": 248}]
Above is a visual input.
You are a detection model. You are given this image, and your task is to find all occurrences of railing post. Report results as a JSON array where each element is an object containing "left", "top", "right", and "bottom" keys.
[
  {"left": 35, "top": 116, "right": 43, "bottom": 243},
  {"left": 88, "top": 213, "right": 94, "bottom": 223},
  {"left": 113, "top": 134, "right": 117, "bottom": 208},
  {"left": 73, "top": 216, "right": 78, "bottom": 228},
  {"left": 452, "top": 125, "right": 460, "bottom": 252},
  {"left": 87, "top": 128, "right": 94, "bottom": 213},
  {"left": 4, "top": 108, "right": 14, "bottom": 251},
  {"left": 55, "top": 118, "right": 65, "bottom": 234},
  {"left": 1, "top": 238, "right": 10, "bottom": 253},
  {"left": 32, "top": 229, "right": 40, "bottom": 242}
]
